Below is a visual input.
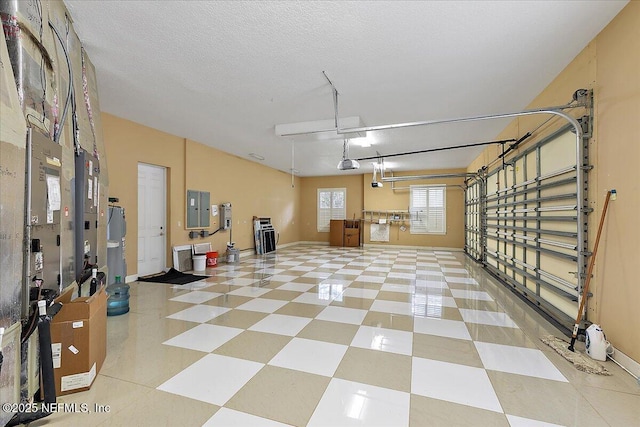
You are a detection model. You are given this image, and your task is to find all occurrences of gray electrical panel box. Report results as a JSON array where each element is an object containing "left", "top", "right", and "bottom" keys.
[
  {"left": 28, "top": 129, "right": 63, "bottom": 290},
  {"left": 199, "top": 191, "right": 210, "bottom": 227},
  {"left": 74, "top": 148, "right": 100, "bottom": 282},
  {"left": 220, "top": 203, "right": 232, "bottom": 230},
  {"left": 186, "top": 189, "right": 210, "bottom": 228}
]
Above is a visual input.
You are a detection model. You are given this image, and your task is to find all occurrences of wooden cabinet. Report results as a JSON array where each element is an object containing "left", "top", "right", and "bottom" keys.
[{"left": 330, "top": 220, "right": 361, "bottom": 247}]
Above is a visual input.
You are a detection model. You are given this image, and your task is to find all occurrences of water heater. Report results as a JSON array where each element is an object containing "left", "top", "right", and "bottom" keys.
[{"left": 220, "top": 203, "right": 232, "bottom": 230}]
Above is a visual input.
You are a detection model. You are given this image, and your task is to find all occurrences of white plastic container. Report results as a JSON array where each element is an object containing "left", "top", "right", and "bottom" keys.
[
  {"left": 585, "top": 324, "right": 608, "bottom": 361},
  {"left": 192, "top": 255, "right": 206, "bottom": 271}
]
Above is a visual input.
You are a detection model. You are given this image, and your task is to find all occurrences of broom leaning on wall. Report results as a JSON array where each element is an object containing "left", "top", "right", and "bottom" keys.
[{"left": 541, "top": 189, "right": 613, "bottom": 375}]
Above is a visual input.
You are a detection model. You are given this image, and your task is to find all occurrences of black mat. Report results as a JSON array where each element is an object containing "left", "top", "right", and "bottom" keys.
[{"left": 138, "top": 268, "right": 208, "bottom": 285}]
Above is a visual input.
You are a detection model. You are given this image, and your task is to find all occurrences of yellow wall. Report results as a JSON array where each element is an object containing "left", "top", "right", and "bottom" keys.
[
  {"left": 467, "top": 2, "right": 640, "bottom": 363},
  {"left": 298, "top": 169, "right": 465, "bottom": 249},
  {"left": 361, "top": 169, "right": 466, "bottom": 248},
  {"left": 103, "top": 114, "right": 301, "bottom": 276},
  {"left": 299, "top": 175, "right": 364, "bottom": 242}
]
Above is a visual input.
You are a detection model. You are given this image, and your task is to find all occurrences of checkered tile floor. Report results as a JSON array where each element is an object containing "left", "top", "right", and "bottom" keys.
[
  {"left": 42, "top": 245, "right": 640, "bottom": 427},
  {"left": 158, "top": 246, "right": 568, "bottom": 426}
]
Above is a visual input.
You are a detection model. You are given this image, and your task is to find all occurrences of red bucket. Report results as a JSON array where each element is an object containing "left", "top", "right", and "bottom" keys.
[{"left": 206, "top": 251, "right": 218, "bottom": 267}]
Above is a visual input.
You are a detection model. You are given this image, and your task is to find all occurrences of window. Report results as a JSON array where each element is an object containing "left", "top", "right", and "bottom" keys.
[
  {"left": 317, "top": 188, "right": 346, "bottom": 232},
  {"left": 410, "top": 185, "right": 446, "bottom": 234}
]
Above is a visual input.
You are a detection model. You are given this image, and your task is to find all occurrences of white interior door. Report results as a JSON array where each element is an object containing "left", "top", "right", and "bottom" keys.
[{"left": 138, "top": 163, "right": 166, "bottom": 277}]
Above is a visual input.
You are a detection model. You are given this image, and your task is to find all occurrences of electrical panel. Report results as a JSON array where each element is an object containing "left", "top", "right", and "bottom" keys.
[
  {"left": 221, "top": 203, "right": 232, "bottom": 230},
  {"left": 199, "top": 191, "right": 210, "bottom": 228},
  {"left": 74, "top": 148, "right": 100, "bottom": 283},
  {"left": 28, "top": 129, "right": 63, "bottom": 291},
  {"left": 186, "top": 190, "right": 210, "bottom": 228}
]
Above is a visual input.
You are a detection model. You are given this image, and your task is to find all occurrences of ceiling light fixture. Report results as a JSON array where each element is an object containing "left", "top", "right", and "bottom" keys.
[
  {"left": 249, "top": 153, "right": 265, "bottom": 161},
  {"left": 337, "top": 139, "right": 360, "bottom": 170}
]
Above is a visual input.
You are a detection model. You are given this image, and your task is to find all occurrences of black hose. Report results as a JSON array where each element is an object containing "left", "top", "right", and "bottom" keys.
[
  {"left": 5, "top": 302, "right": 62, "bottom": 426},
  {"left": 38, "top": 312, "right": 56, "bottom": 404},
  {"left": 208, "top": 227, "right": 223, "bottom": 236}
]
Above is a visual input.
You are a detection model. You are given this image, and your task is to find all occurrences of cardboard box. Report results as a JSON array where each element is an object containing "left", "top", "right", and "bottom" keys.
[{"left": 50, "top": 285, "right": 107, "bottom": 395}]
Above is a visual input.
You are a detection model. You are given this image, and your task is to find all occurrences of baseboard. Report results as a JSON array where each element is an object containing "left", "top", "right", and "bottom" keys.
[
  {"left": 125, "top": 274, "right": 138, "bottom": 283},
  {"left": 290, "top": 241, "right": 330, "bottom": 246},
  {"left": 610, "top": 346, "right": 640, "bottom": 379}
]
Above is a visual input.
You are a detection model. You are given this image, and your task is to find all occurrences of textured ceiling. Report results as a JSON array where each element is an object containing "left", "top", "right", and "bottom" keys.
[{"left": 65, "top": 0, "right": 627, "bottom": 177}]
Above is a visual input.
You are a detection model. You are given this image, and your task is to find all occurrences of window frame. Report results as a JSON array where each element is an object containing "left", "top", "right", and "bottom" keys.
[
  {"left": 409, "top": 184, "right": 446, "bottom": 235},
  {"left": 317, "top": 188, "right": 347, "bottom": 232}
]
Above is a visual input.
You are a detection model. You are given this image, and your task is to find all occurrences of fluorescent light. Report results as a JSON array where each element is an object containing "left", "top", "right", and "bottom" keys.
[
  {"left": 249, "top": 153, "right": 265, "bottom": 161},
  {"left": 351, "top": 136, "right": 371, "bottom": 147}
]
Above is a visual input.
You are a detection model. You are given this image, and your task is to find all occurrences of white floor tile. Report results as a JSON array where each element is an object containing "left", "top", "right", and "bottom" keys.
[
  {"left": 417, "top": 262, "right": 441, "bottom": 268},
  {"left": 387, "top": 272, "right": 417, "bottom": 280},
  {"left": 351, "top": 325, "right": 413, "bottom": 355},
  {"left": 365, "top": 266, "right": 391, "bottom": 273},
  {"left": 222, "top": 277, "right": 260, "bottom": 286},
  {"left": 414, "top": 279, "right": 449, "bottom": 290},
  {"left": 439, "top": 260, "right": 462, "bottom": 266},
  {"left": 302, "top": 271, "right": 332, "bottom": 279},
  {"left": 441, "top": 267, "right": 469, "bottom": 274},
  {"left": 308, "top": 378, "right": 410, "bottom": 427},
  {"left": 163, "top": 324, "right": 243, "bottom": 352},
  {"left": 171, "top": 281, "right": 213, "bottom": 291},
  {"left": 217, "top": 271, "right": 251, "bottom": 278},
  {"left": 413, "top": 294, "right": 457, "bottom": 310},
  {"left": 416, "top": 270, "right": 445, "bottom": 278},
  {"left": 341, "top": 288, "right": 379, "bottom": 299},
  {"left": 370, "top": 300, "right": 414, "bottom": 316},
  {"left": 227, "top": 286, "right": 272, "bottom": 298},
  {"left": 474, "top": 342, "right": 568, "bottom": 382},
  {"left": 506, "top": 414, "right": 565, "bottom": 427},
  {"left": 169, "top": 290, "right": 222, "bottom": 304},
  {"left": 321, "top": 263, "right": 346, "bottom": 269},
  {"left": 320, "top": 278, "right": 353, "bottom": 287},
  {"left": 236, "top": 298, "right": 289, "bottom": 313},
  {"left": 278, "top": 260, "right": 303, "bottom": 266},
  {"left": 258, "top": 268, "right": 286, "bottom": 275},
  {"left": 306, "top": 258, "right": 330, "bottom": 264},
  {"left": 269, "top": 274, "right": 300, "bottom": 282},
  {"left": 381, "top": 283, "right": 415, "bottom": 294},
  {"left": 451, "top": 289, "right": 494, "bottom": 301},
  {"left": 248, "top": 314, "right": 312, "bottom": 336},
  {"left": 336, "top": 268, "right": 365, "bottom": 275},
  {"left": 167, "top": 305, "right": 231, "bottom": 323},
  {"left": 459, "top": 308, "right": 518, "bottom": 328},
  {"left": 445, "top": 276, "right": 479, "bottom": 285},
  {"left": 277, "top": 282, "right": 315, "bottom": 292},
  {"left": 353, "top": 275, "right": 386, "bottom": 284},
  {"left": 293, "top": 292, "right": 334, "bottom": 306},
  {"left": 269, "top": 337, "right": 347, "bottom": 377},
  {"left": 347, "top": 261, "right": 370, "bottom": 267},
  {"left": 316, "top": 306, "right": 368, "bottom": 325},
  {"left": 203, "top": 408, "right": 292, "bottom": 427},
  {"left": 413, "top": 317, "right": 471, "bottom": 340},
  {"left": 393, "top": 263, "right": 417, "bottom": 269},
  {"left": 411, "top": 357, "right": 503, "bottom": 413},
  {"left": 157, "top": 354, "right": 263, "bottom": 405},
  {"left": 288, "top": 265, "right": 317, "bottom": 272}
]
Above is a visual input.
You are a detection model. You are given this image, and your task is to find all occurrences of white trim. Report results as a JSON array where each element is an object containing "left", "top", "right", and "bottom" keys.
[
  {"left": 125, "top": 274, "right": 138, "bottom": 283},
  {"left": 609, "top": 346, "right": 640, "bottom": 380}
]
